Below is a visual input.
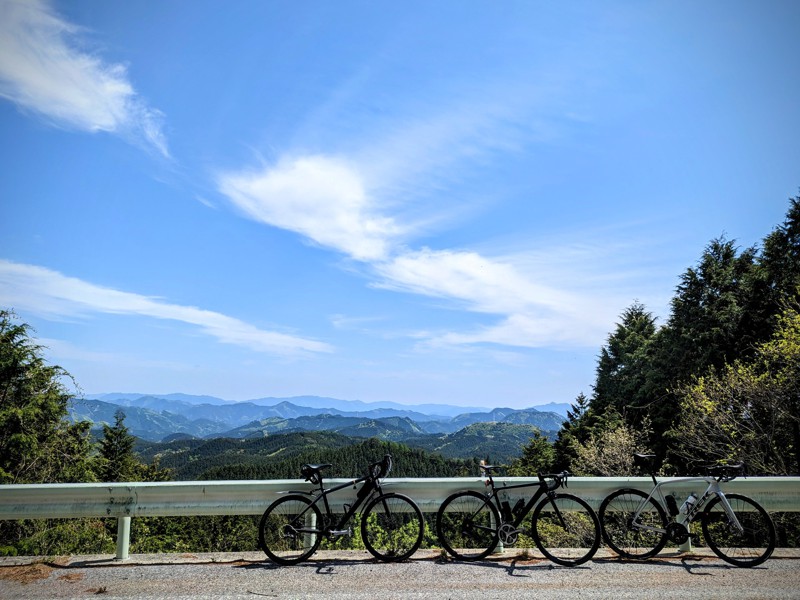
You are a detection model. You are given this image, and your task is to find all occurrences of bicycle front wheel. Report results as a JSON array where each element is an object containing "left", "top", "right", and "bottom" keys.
[
  {"left": 259, "top": 495, "right": 322, "bottom": 565},
  {"left": 531, "top": 493, "right": 601, "bottom": 566},
  {"left": 361, "top": 492, "right": 424, "bottom": 561},
  {"left": 436, "top": 490, "right": 500, "bottom": 560},
  {"left": 701, "top": 493, "right": 776, "bottom": 567},
  {"left": 599, "top": 488, "right": 668, "bottom": 559}
]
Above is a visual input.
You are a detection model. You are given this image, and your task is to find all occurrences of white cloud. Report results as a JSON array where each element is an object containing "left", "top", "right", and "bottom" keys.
[
  {"left": 0, "top": 0, "right": 168, "bottom": 156},
  {"left": 374, "top": 248, "right": 574, "bottom": 314},
  {"left": 373, "top": 247, "right": 614, "bottom": 348},
  {"left": 0, "top": 259, "right": 332, "bottom": 355},
  {"left": 215, "top": 73, "right": 652, "bottom": 352},
  {"left": 218, "top": 155, "right": 403, "bottom": 261}
]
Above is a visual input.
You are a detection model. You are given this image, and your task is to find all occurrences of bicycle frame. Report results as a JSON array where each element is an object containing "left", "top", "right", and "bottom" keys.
[
  {"left": 284, "top": 473, "right": 380, "bottom": 537},
  {"left": 483, "top": 471, "right": 567, "bottom": 530},
  {"left": 632, "top": 475, "right": 745, "bottom": 536}
]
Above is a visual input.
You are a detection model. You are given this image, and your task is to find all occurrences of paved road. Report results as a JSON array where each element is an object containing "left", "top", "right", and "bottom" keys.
[{"left": 2, "top": 549, "right": 799, "bottom": 599}]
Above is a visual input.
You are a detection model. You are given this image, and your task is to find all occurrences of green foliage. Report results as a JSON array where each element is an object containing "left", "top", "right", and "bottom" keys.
[
  {"left": 0, "top": 519, "right": 116, "bottom": 557},
  {"left": 199, "top": 436, "right": 480, "bottom": 481},
  {"left": 508, "top": 431, "right": 555, "bottom": 476},
  {"left": 592, "top": 303, "right": 657, "bottom": 417},
  {"left": 97, "top": 409, "right": 139, "bottom": 482},
  {"left": 407, "top": 422, "right": 549, "bottom": 465},
  {"left": 669, "top": 305, "right": 800, "bottom": 475},
  {"left": 0, "top": 310, "right": 95, "bottom": 484},
  {"left": 569, "top": 415, "right": 652, "bottom": 477},
  {"left": 555, "top": 196, "right": 800, "bottom": 475}
]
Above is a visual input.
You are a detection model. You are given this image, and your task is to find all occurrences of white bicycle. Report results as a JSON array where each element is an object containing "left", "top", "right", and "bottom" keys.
[{"left": 599, "top": 454, "right": 776, "bottom": 567}]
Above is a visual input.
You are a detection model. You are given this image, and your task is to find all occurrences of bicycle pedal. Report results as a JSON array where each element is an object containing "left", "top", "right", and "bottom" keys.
[{"left": 329, "top": 529, "right": 352, "bottom": 537}]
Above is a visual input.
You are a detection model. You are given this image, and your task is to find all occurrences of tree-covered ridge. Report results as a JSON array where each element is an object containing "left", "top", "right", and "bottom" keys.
[
  {"left": 535, "top": 196, "right": 800, "bottom": 477},
  {"left": 68, "top": 395, "right": 565, "bottom": 441}
]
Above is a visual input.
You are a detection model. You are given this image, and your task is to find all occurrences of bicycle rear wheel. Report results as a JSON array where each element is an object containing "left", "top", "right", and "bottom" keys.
[
  {"left": 361, "top": 492, "right": 424, "bottom": 561},
  {"left": 259, "top": 495, "right": 322, "bottom": 565},
  {"left": 531, "top": 493, "right": 601, "bottom": 566},
  {"left": 436, "top": 490, "right": 499, "bottom": 560},
  {"left": 599, "top": 488, "right": 668, "bottom": 559},
  {"left": 701, "top": 493, "right": 776, "bottom": 567}
]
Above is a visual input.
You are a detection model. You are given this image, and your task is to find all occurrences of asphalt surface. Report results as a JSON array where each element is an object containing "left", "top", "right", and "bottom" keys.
[{"left": 1, "top": 549, "right": 799, "bottom": 599}]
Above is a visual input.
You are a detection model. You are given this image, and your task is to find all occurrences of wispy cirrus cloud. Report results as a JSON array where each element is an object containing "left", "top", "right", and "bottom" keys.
[
  {"left": 0, "top": 260, "right": 332, "bottom": 355},
  {"left": 0, "top": 0, "right": 168, "bottom": 157},
  {"left": 216, "top": 148, "right": 629, "bottom": 350},
  {"left": 215, "top": 79, "right": 640, "bottom": 351},
  {"left": 373, "top": 247, "right": 622, "bottom": 348}
]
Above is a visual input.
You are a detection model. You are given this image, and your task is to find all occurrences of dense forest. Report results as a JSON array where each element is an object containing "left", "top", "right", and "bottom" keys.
[
  {"left": 1, "top": 195, "right": 798, "bottom": 555},
  {"left": 536, "top": 197, "right": 800, "bottom": 480}
]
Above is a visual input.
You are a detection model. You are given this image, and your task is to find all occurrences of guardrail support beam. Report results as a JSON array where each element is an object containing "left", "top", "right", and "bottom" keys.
[{"left": 116, "top": 516, "right": 131, "bottom": 560}]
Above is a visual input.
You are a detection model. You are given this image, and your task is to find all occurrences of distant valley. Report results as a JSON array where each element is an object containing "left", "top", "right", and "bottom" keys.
[{"left": 68, "top": 393, "right": 569, "bottom": 467}]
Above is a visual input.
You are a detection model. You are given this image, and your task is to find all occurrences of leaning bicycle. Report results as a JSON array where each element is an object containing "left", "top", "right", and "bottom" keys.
[
  {"left": 599, "top": 453, "right": 776, "bottom": 567},
  {"left": 258, "top": 454, "right": 424, "bottom": 565},
  {"left": 436, "top": 463, "right": 600, "bottom": 566}
]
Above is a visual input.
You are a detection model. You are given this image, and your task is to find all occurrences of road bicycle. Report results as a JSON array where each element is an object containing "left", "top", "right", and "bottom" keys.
[
  {"left": 435, "top": 463, "right": 601, "bottom": 566},
  {"left": 599, "top": 453, "right": 776, "bottom": 567},
  {"left": 258, "top": 454, "right": 424, "bottom": 565}
]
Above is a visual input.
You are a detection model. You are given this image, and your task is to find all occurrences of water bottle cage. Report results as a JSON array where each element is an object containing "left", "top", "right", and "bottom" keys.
[
  {"left": 665, "top": 495, "right": 679, "bottom": 517},
  {"left": 501, "top": 501, "right": 513, "bottom": 522}
]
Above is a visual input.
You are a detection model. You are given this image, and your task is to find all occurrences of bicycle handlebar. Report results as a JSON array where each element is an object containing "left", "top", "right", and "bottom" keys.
[
  {"left": 705, "top": 462, "right": 745, "bottom": 482},
  {"left": 366, "top": 454, "right": 392, "bottom": 480},
  {"left": 538, "top": 471, "right": 571, "bottom": 490}
]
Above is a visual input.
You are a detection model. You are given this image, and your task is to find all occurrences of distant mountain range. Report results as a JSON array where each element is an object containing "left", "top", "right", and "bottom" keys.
[{"left": 70, "top": 393, "right": 570, "bottom": 446}]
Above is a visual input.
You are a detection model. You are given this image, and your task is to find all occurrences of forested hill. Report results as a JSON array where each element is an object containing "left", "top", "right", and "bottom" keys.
[{"left": 135, "top": 433, "right": 483, "bottom": 481}]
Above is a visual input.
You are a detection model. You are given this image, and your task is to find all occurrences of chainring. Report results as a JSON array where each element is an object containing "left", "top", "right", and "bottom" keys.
[
  {"left": 666, "top": 522, "right": 690, "bottom": 545},
  {"left": 498, "top": 523, "right": 520, "bottom": 545}
]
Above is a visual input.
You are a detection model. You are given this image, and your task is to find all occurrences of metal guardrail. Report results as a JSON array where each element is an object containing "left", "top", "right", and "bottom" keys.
[{"left": 1, "top": 476, "right": 798, "bottom": 559}]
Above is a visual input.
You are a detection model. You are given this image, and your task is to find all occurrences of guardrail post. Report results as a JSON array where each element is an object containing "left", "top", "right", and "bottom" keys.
[{"left": 116, "top": 516, "right": 131, "bottom": 560}]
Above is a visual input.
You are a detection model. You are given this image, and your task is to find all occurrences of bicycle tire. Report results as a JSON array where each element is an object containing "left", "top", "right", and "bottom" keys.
[
  {"left": 435, "top": 490, "right": 500, "bottom": 560},
  {"left": 531, "top": 492, "right": 601, "bottom": 566},
  {"left": 360, "top": 492, "right": 424, "bottom": 561},
  {"left": 599, "top": 488, "right": 668, "bottom": 559},
  {"left": 259, "top": 494, "right": 322, "bottom": 565},
  {"left": 701, "top": 493, "right": 776, "bottom": 568}
]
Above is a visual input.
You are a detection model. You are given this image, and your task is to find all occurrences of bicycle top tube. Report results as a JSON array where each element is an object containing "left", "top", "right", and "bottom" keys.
[
  {"left": 299, "top": 453, "right": 392, "bottom": 497},
  {"left": 647, "top": 474, "right": 721, "bottom": 495},
  {"left": 479, "top": 462, "right": 568, "bottom": 493}
]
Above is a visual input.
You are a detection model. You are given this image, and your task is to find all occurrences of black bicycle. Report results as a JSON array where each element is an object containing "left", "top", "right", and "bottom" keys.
[
  {"left": 435, "top": 463, "right": 601, "bottom": 566},
  {"left": 258, "top": 454, "right": 424, "bottom": 565}
]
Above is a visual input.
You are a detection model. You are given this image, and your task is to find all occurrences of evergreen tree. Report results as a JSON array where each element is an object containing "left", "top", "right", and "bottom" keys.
[
  {"left": 509, "top": 430, "right": 555, "bottom": 476},
  {"left": 634, "top": 238, "right": 758, "bottom": 461},
  {"left": 552, "top": 392, "right": 590, "bottom": 470},
  {"left": 0, "top": 309, "right": 93, "bottom": 483},
  {"left": 98, "top": 409, "right": 142, "bottom": 482},
  {"left": 97, "top": 410, "right": 172, "bottom": 482},
  {"left": 592, "top": 302, "right": 657, "bottom": 417},
  {"left": 750, "top": 196, "right": 800, "bottom": 337}
]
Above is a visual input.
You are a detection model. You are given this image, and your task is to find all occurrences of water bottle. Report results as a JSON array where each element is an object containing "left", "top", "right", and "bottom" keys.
[{"left": 679, "top": 492, "right": 698, "bottom": 515}]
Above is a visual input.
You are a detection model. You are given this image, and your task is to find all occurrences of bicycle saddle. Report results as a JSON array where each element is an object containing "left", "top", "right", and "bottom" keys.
[
  {"left": 300, "top": 463, "right": 332, "bottom": 484},
  {"left": 479, "top": 464, "right": 504, "bottom": 474}
]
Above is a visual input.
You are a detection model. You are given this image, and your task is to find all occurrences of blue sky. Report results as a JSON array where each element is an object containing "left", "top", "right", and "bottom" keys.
[{"left": 1, "top": 0, "right": 798, "bottom": 409}]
